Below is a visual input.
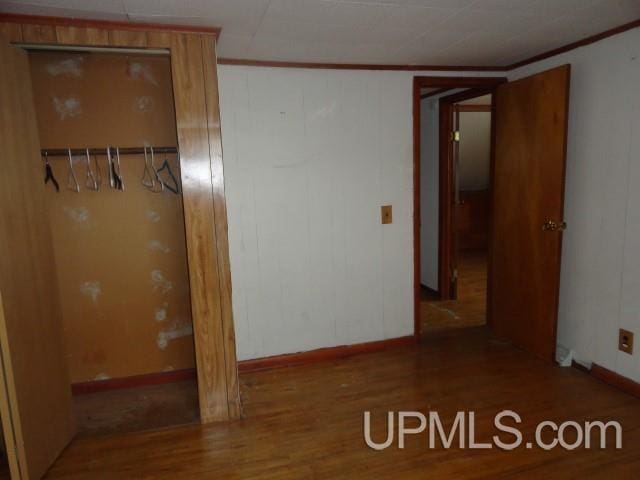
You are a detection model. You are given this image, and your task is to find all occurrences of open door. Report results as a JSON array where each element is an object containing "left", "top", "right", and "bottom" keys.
[
  {"left": 0, "top": 42, "right": 76, "bottom": 479},
  {"left": 489, "top": 65, "right": 570, "bottom": 362}
]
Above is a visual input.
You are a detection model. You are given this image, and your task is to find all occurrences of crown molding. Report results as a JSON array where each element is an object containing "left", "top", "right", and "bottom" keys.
[{"left": 216, "top": 57, "right": 505, "bottom": 71}]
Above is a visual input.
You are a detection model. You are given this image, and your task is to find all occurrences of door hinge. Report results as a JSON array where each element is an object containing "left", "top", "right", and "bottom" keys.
[
  {"left": 451, "top": 130, "right": 460, "bottom": 142},
  {"left": 451, "top": 268, "right": 458, "bottom": 281}
]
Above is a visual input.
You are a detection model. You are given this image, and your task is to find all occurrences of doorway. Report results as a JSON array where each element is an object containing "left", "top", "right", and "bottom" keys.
[
  {"left": 413, "top": 68, "right": 571, "bottom": 364},
  {"left": 422, "top": 90, "right": 493, "bottom": 334},
  {"left": 413, "top": 77, "right": 504, "bottom": 338}
]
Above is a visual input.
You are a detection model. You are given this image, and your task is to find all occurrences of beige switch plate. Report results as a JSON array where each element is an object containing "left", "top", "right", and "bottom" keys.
[{"left": 381, "top": 205, "right": 392, "bottom": 224}]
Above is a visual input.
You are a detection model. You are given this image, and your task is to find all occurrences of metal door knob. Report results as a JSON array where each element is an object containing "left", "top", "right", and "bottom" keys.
[{"left": 542, "top": 220, "right": 567, "bottom": 231}]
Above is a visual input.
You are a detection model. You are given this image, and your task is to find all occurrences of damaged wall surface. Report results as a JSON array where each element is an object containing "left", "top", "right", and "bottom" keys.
[{"left": 30, "top": 52, "right": 194, "bottom": 383}]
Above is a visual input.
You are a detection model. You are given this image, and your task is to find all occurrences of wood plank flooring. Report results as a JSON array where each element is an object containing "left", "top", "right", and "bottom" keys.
[
  {"left": 45, "top": 328, "right": 640, "bottom": 479},
  {"left": 421, "top": 249, "right": 488, "bottom": 334}
]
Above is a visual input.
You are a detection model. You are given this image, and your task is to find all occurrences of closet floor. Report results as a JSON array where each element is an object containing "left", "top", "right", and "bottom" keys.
[{"left": 74, "top": 379, "right": 199, "bottom": 437}]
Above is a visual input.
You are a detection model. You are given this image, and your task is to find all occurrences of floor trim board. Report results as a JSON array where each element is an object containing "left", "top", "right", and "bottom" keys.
[
  {"left": 572, "top": 360, "right": 640, "bottom": 399},
  {"left": 71, "top": 368, "right": 197, "bottom": 395},
  {"left": 590, "top": 363, "right": 640, "bottom": 399},
  {"left": 238, "top": 336, "right": 416, "bottom": 373},
  {"left": 71, "top": 336, "right": 417, "bottom": 394}
]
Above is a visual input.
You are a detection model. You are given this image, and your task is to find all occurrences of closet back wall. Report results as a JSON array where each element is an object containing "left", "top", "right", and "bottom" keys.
[{"left": 29, "top": 52, "right": 194, "bottom": 383}]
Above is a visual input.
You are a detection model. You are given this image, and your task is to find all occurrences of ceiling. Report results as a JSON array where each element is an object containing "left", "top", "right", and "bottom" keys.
[{"left": 1, "top": 0, "right": 639, "bottom": 66}]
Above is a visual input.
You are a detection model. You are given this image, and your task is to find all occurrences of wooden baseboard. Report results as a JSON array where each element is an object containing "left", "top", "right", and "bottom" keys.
[
  {"left": 72, "top": 368, "right": 197, "bottom": 395},
  {"left": 572, "top": 360, "right": 640, "bottom": 399},
  {"left": 71, "top": 336, "right": 416, "bottom": 394},
  {"left": 238, "top": 336, "right": 417, "bottom": 373},
  {"left": 590, "top": 363, "right": 640, "bottom": 399}
]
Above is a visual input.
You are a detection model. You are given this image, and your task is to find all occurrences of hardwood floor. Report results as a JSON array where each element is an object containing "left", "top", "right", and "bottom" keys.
[
  {"left": 46, "top": 328, "right": 640, "bottom": 479},
  {"left": 421, "top": 249, "right": 488, "bottom": 334}
]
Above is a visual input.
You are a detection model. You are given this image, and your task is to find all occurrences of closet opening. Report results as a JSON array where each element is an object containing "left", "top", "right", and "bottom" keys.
[{"left": 27, "top": 47, "right": 199, "bottom": 437}]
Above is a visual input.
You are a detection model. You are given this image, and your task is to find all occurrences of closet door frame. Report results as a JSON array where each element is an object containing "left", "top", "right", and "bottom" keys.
[{"left": 0, "top": 15, "right": 240, "bottom": 423}]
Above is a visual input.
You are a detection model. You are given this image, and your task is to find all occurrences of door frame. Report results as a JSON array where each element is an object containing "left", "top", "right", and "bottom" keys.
[
  {"left": 0, "top": 15, "right": 240, "bottom": 424},
  {"left": 438, "top": 87, "right": 496, "bottom": 302},
  {"left": 412, "top": 76, "right": 506, "bottom": 338}
]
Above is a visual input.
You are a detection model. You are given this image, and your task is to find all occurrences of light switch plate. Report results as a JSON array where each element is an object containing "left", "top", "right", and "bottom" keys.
[{"left": 381, "top": 205, "right": 392, "bottom": 224}]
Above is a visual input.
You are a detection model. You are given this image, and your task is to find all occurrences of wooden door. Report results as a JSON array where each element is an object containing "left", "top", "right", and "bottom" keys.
[
  {"left": 489, "top": 65, "right": 570, "bottom": 362},
  {"left": 451, "top": 105, "right": 461, "bottom": 299},
  {"left": 0, "top": 42, "right": 75, "bottom": 479}
]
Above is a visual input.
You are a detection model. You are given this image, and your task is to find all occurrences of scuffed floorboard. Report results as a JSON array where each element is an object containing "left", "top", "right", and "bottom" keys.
[{"left": 74, "top": 380, "right": 199, "bottom": 437}]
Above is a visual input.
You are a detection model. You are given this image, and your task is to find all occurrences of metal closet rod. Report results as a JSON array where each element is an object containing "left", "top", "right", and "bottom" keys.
[{"left": 41, "top": 146, "right": 178, "bottom": 157}]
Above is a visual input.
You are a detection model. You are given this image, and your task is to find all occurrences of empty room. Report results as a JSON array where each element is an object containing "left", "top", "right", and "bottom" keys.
[{"left": 0, "top": 1, "right": 639, "bottom": 479}]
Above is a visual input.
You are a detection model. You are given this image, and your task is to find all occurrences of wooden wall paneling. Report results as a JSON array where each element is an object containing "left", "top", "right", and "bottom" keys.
[
  {"left": 55, "top": 25, "right": 109, "bottom": 46},
  {"left": 108, "top": 29, "right": 148, "bottom": 47},
  {"left": 21, "top": 23, "right": 56, "bottom": 43},
  {"left": 0, "top": 22, "right": 22, "bottom": 42},
  {"left": 145, "top": 31, "right": 173, "bottom": 49},
  {"left": 169, "top": 32, "right": 231, "bottom": 422},
  {"left": 0, "top": 14, "right": 220, "bottom": 37},
  {"left": 0, "top": 292, "right": 22, "bottom": 480},
  {"left": 0, "top": 41, "right": 76, "bottom": 479},
  {"left": 0, "top": 19, "right": 238, "bottom": 423},
  {"left": 201, "top": 36, "right": 241, "bottom": 418},
  {"left": 456, "top": 190, "right": 490, "bottom": 250}
]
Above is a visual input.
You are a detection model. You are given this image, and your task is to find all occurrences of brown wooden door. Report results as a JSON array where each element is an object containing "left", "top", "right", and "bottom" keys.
[
  {"left": 0, "top": 42, "right": 76, "bottom": 479},
  {"left": 489, "top": 65, "right": 570, "bottom": 362}
]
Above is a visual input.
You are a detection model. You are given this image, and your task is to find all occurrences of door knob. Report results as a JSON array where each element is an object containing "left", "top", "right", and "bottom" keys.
[{"left": 542, "top": 220, "right": 567, "bottom": 231}]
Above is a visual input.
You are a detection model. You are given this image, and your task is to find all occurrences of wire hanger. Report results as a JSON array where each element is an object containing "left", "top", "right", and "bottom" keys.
[
  {"left": 66, "top": 148, "right": 80, "bottom": 193},
  {"left": 150, "top": 146, "right": 164, "bottom": 193},
  {"left": 142, "top": 146, "right": 164, "bottom": 193},
  {"left": 142, "top": 145, "right": 156, "bottom": 190},
  {"left": 43, "top": 152, "right": 60, "bottom": 192},
  {"left": 157, "top": 156, "right": 180, "bottom": 194},
  {"left": 107, "top": 145, "right": 115, "bottom": 189},
  {"left": 84, "top": 148, "right": 99, "bottom": 191}
]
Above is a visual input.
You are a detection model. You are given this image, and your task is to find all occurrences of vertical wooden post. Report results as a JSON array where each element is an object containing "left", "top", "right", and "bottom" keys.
[
  {"left": 170, "top": 33, "right": 234, "bottom": 422},
  {"left": 200, "top": 36, "right": 241, "bottom": 418}
]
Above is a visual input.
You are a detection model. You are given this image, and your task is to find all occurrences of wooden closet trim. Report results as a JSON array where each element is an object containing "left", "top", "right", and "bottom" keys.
[
  {"left": 0, "top": 20, "right": 240, "bottom": 423},
  {"left": 0, "top": 13, "right": 220, "bottom": 36}
]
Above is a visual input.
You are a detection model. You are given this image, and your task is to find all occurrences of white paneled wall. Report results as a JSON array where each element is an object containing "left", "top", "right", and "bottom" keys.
[
  {"left": 219, "top": 27, "right": 640, "bottom": 383},
  {"left": 510, "top": 27, "right": 640, "bottom": 383},
  {"left": 219, "top": 66, "right": 416, "bottom": 360}
]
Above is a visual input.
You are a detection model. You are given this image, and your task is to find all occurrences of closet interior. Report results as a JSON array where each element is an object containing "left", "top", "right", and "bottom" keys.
[{"left": 28, "top": 49, "right": 198, "bottom": 437}]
